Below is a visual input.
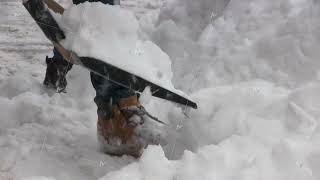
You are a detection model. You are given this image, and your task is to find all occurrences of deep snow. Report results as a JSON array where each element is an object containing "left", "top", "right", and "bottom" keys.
[
  {"left": 1, "top": 0, "right": 320, "bottom": 179},
  {"left": 56, "top": 2, "right": 177, "bottom": 93}
]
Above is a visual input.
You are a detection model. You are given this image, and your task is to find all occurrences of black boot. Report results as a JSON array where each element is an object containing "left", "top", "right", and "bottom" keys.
[{"left": 43, "top": 49, "right": 73, "bottom": 93}]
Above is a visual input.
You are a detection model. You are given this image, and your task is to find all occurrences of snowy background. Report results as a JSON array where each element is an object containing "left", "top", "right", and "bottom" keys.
[{"left": 1, "top": 0, "right": 320, "bottom": 179}]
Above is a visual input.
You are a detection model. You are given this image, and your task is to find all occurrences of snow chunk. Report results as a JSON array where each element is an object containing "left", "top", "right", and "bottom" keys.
[
  {"left": 100, "top": 146, "right": 175, "bottom": 180},
  {"left": 102, "top": 136, "right": 315, "bottom": 180},
  {"left": 56, "top": 2, "right": 176, "bottom": 91},
  {"left": 20, "top": 177, "right": 56, "bottom": 180}
]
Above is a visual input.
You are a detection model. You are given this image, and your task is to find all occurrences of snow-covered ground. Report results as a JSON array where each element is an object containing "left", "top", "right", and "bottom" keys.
[{"left": 1, "top": 0, "right": 320, "bottom": 179}]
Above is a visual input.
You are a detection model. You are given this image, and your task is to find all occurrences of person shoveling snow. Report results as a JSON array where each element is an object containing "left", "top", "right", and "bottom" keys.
[
  {"left": 42, "top": 0, "right": 158, "bottom": 158},
  {"left": 24, "top": 0, "right": 197, "bottom": 157}
]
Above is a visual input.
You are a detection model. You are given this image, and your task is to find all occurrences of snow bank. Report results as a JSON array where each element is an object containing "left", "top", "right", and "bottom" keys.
[
  {"left": 2, "top": 0, "right": 320, "bottom": 179},
  {"left": 151, "top": 0, "right": 320, "bottom": 90},
  {"left": 103, "top": 81, "right": 320, "bottom": 180},
  {"left": 56, "top": 2, "right": 176, "bottom": 92},
  {"left": 0, "top": 66, "right": 105, "bottom": 179},
  {"left": 101, "top": 0, "right": 320, "bottom": 179},
  {"left": 21, "top": 177, "right": 56, "bottom": 180},
  {"left": 102, "top": 130, "right": 319, "bottom": 180}
]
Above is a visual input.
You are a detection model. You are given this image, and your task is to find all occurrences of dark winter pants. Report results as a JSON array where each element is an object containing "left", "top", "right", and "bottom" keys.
[
  {"left": 90, "top": 71, "right": 135, "bottom": 110},
  {"left": 49, "top": 51, "right": 135, "bottom": 110}
]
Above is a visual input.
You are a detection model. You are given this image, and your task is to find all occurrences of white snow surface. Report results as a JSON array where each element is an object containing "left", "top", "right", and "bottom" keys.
[
  {"left": 1, "top": 0, "right": 320, "bottom": 179},
  {"left": 56, "top": 2, "right": 176, "bottom": 92}
]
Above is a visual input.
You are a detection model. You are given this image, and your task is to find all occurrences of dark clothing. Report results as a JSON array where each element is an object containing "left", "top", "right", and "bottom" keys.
[
  {"left": 47, "top": 0, "right": 134, "bottom": 109},
  {"left": 44, "top": 48, "right": 73, "bottom": 92},
  {"left": 52, "top": 48, "right": 73, "bottom": 67},
  {"left": 90, "top": 72, "right": 135, "bottom": 109}
]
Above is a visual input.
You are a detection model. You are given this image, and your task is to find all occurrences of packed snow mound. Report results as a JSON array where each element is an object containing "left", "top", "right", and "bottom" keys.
[
  {"left": 56, "top": 2, "right": 175, "bottom": 91},
  {"left": 99, "top": 0, "right": 320, "bottom": 179},
  {"left": 151, "top": 0, "right": 320, "bottom": 90},
  {"left": 103, "top": 81, "right": 320, "bottom": 180},
  {"left": 102, "top": 132, "right": 320, "bottom": 180},
  {"left": 21, "top": 177, "right": 56, "bottom": 180},
  {"left": 156, "top": 0, "right": 230, "bottom": 40}
]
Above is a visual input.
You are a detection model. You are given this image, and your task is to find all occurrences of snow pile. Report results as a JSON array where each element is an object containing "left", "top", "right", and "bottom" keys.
[
  {"left": 56, "top": 2, "right": 175, "bottom": 91},
  {"left": 2, "top": 0, "right": 320, "bottom": 179},
  {"left": 21, "top": 177, "right": 56, "bottom": 180},
  {"left": 102, "top": 137, "right": 316, "bottom": 180},
  {"left": 101, "top": 0, "right": 320, "bottom": 179},
  {"left": 103, "top": 81, "right": 320, "bottom": 180},
  {"left": 151, "top": 0, "right": 320, "bottom": 90}
]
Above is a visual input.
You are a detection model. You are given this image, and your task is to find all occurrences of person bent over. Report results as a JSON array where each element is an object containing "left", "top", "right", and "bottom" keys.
[{"left": 43, "top": 0, "right": 158, "bottom": 157}]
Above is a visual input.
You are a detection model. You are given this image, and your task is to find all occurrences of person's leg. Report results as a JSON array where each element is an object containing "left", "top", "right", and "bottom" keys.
[
  {"left": 90, "top": 71, "right": 135, "bottom": 108},
  {"left": 90, "top": 72, "right": 146, "bottom": 157},
  {"left": 43, "top": 48, "right": 73, "bottom": 92}
]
